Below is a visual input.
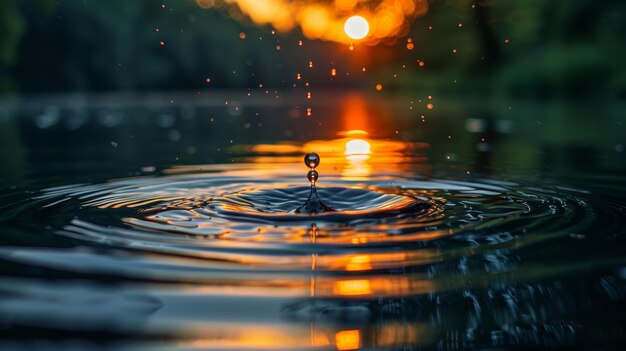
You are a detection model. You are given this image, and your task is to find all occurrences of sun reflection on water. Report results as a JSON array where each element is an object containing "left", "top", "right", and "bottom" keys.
[
  {"left": 335, "top": 329, "right": 361, "bottom": 350},
  {"left": 244, "top": 133, "right": 427, "bottom": 180},
  {"left": 334, "top": 279, "right": 373, "bottom": 296}
]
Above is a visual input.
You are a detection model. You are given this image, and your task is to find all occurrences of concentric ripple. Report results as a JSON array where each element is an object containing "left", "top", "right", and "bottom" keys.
[
  {"left": 1, "top": 162, "right": 626, "bottom": 349},
  {"left": 1, "top": 163, "right": 621, "bottom": 289}
]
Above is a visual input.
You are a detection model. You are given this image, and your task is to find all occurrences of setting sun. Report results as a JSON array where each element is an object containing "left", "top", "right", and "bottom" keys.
[{"left": 344, "top": 16, "right": 369, "bottom": 40}]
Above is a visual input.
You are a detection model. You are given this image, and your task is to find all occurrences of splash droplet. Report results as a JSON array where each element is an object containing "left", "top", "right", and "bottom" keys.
[
  {"left": 307, "top": 170, "right": 319, "bottom": 183},
  {"left": 304, "top": 152, "right": 320, "bottom": 168},
  {"left": 295, "top": 152, "right": 333, "bottom": 214}
]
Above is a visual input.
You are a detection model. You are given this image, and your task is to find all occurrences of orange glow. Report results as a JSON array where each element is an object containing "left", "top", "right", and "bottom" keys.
[
  {"left": 172, "top": 321, "right": 431, "bottom": 349},
  {"left": 344, "top": 129, "right": 368, "bottom": 137},
  {"left": 344, "top": 15, "right": 369, "bottom": 40},
  {"left": 311, "top": 330, "right": 331, "bottom": 347},
  {"left": 342, "top": 94, "right": 370, "bottom": 132},
  {"left": 299, "top": 133, "right": 426, "bottom": 180},
  {"left": 335, "top": 330, "right": 361, "bottom": 350},
  {"left": 250, "top": 143, "right": 301, "bottom": 154},
  {"left": 334, "top": 279, "right": 372, "bottom": 296},
  {"left": 228, "top": 93, "right": 431, "bottom": 180},
  {"left": 345, "top": 255, "right": 373, "bottom": 271},
  {"left": 345, "top": 139, "right": 371, "bottom": 155},
  {"left": 335, "top": 0, "right": 357, "bottom": 12},
  {"left": 344, "top": 137, "right": 372, "bottom": 178},
  {"left": 195, "top": 0, "right": 429, "bottom": 44},
  {"left": 136, "top": 320, "right": 431, "bottom": 349}
]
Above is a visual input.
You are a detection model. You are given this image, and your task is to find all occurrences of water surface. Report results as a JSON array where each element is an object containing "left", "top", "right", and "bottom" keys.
[{"left": 0, "top": 93, "right": 625, "bottom": 349}]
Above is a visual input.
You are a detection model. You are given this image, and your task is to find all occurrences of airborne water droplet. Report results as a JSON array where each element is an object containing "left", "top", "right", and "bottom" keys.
[
  {"left": 304, "top": 152, "right": 320, "bottom": 169},
  {"left": 295, "top": 152, "right": 333, "bottom": 214},
  {"left": 307, "top": 170, "right": 318, "bottom": 183}
]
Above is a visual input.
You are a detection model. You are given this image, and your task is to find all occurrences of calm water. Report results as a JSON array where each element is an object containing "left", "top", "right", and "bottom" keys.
[{"left": 0, "top": 92, "right": 625, "bottom": 350}]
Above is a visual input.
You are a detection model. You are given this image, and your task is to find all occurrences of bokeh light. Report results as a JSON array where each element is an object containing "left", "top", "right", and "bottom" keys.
[
  {"left": 195, "top": 0, "right": 429, "bottom": 43},
  {"left": 344, "top": 15, "right": 369, "bottom": 40}
]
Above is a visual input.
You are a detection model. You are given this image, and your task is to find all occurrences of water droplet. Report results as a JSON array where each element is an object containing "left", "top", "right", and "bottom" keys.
[
  {"left": 296, "top": 153, "right": 334, "bottom": 214},
  {"left": 304, "top": 152, "right": 320, "bottom": 168},
  {"left": 307, "top": 170, "right": 318, "bottom": 183}
]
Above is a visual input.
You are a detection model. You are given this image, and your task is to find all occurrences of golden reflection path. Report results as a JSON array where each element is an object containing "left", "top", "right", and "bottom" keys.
[
  {"left": 242, "top": 92, "right": 431, "bottom": 178},
  {"left": 174, "top": 321, "right": 433, "bottom": 349},
  {"left": 245, "top": 133, "right": 429, "bottom": 180}
]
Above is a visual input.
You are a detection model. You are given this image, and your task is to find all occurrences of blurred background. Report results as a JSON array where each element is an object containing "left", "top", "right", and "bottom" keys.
[
  {"left": 0, "top": 0, "right": 625, "bottom": 184},
  {"left": 1, "top": 0, "right": 625, "bottom": 96}
]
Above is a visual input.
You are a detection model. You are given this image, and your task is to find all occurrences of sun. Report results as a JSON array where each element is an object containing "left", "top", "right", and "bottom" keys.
[{"left": 344, "top": 16, "right": 369, "bottom": 40}]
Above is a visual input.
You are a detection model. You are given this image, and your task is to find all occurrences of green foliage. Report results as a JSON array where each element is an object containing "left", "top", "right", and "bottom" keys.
[
  {"left": 0, "top": 0, "right": 24, "bottom": 90},
  {"left": 0, "top": 0, "right": 624, "bottom": 98},
  {"left": 0, "top": 0, "right": 25, "bottom": 65}
]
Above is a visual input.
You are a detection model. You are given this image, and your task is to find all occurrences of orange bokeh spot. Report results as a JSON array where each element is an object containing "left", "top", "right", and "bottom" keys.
[
  {"left": 334, "top": 279, "right": 372, "bottom": 296},
  {"left": 335, "top": 330, "right": 361, "bottom": 350}
]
